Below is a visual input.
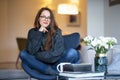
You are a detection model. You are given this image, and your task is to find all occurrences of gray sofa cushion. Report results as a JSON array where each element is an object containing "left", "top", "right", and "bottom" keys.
[{"left": 108, "top": 52, "right": 120, "bottom": 72}]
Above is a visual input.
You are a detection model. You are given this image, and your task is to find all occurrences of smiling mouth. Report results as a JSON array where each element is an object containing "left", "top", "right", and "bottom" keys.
[{"left": 43, "top": 22, "right": 48, "bottom": 24}]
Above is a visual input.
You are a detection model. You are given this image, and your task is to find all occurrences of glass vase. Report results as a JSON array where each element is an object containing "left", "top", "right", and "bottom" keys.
[{"left": 94, "top": 53, "right": 108, "bottom": 73}]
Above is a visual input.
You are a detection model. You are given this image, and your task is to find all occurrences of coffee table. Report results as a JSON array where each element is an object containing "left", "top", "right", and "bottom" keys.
[{"left": 58, "top": 72, "right": 120, "bottom": 80}]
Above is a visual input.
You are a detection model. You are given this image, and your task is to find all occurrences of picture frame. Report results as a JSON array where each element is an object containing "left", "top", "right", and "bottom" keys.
[
  {"left": 67, "top": 12, "right": 81, "bottom": 27},
  {"left": 109, "top": 0, "right": 120, "bottom": 6}
]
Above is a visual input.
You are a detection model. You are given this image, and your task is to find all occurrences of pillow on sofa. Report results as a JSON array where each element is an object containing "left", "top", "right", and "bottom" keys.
[
  {"left": 63, "top": 33, "right": 80, "bottom": 49},
  {"left": 107, "top": 49, "right": 120, "bottom": 73}
]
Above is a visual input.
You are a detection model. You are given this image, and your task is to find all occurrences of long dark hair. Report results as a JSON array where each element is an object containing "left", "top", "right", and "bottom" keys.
[{"left": 34, "top": 7, "right": 60, "bottom": 51}]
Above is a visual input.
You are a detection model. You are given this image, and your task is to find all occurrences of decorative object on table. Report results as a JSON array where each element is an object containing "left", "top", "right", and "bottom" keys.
[
  {"left": 83, "top": 35, "right": 117, "bottom": 73},
  {"left": 94, "top": 54, "right": 108, "bottom": 73}
]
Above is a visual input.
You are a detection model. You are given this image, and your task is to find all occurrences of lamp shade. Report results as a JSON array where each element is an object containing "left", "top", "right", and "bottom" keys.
[{"left": 57, "top": 4, "right": 78, "bottom": 15}]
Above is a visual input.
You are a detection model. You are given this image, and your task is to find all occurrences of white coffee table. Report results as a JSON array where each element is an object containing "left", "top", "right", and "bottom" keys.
[{"left": 58, "top": 71, "right": 105, "bottom": 80}]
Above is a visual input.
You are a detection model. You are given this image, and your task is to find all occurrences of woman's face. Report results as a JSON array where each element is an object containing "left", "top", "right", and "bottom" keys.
[{"left": 39, "top": 10, "right": 51, "bottom": 28}]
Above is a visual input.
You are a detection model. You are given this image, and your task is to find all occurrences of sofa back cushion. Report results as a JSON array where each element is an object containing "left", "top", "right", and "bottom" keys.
[{"left": 63, "top": 33, "right": 80, "bottom": 49}]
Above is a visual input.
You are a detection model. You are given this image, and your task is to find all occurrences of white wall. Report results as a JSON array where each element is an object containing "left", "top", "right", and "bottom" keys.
[
  {"left": 87, "top": 0, "right": 104, "bottom": 37},
  {"left": 87, "top": 0, "right": 120, "bottom": 44},
  {"left": 0, "top": 0, "right": 12, "bottom": 62},
  {"left": 104, "top": 0, "right": 120, "bottom": 44}
]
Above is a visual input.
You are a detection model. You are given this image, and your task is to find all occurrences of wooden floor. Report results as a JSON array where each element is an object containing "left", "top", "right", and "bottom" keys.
[{"left": 0, "top": 62, "right": 22, "bottom": 69}]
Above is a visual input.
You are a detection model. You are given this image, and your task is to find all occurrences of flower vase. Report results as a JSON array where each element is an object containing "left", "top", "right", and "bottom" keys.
[{"left": 94, "top": 53, "right": 108, "bottom": 73}]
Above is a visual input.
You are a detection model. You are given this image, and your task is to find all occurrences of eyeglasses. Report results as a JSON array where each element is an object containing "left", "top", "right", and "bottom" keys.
[{"left": 40, "top": 16, "right": 51, "bottom": 20}]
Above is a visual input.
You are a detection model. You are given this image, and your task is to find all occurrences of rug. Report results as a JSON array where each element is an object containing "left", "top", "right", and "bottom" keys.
[{"left": 0, "top": 69, "right": 30, "bottom": 80}]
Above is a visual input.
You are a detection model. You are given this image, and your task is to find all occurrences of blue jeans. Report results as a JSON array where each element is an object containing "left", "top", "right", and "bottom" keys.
[{"left": 20, "top": 48, "right": 80, "bottom": 75}]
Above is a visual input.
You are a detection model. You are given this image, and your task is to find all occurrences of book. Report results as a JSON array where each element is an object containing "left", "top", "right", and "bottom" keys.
[
  {"left": 59, "top": 71, "right": 105, "bottom": 78},
  {"left": 69, "top": 76, "right": 104, "bottom": 79},
  {"left": 62, "top": 63, "right": 92, "bottom": 72}
]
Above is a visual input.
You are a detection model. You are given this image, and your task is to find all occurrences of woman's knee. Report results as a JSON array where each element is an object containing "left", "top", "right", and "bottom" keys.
[
  {"left": 20, "top": 50, "right": 29, "bottom": 60},
  {"left": 68, "top": 48, "right": 78, "bottom": 55},
  {"left": 66, "top": 48, "right": 78, "bottom": 59}
]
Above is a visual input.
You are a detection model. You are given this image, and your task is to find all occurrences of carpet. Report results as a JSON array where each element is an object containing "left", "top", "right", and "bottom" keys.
[{"left": 0, "top": 69, "right": 30, "bottom": 80}]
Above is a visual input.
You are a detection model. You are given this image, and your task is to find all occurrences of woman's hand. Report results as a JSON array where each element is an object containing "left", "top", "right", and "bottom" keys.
[{"left": 39, "top": 26, "right": 48, "bottom": 33}]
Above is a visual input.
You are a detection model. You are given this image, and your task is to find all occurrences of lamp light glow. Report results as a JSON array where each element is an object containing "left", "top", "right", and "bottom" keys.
[{"left": 57, "top": 4, "right": 78, "bottom": 15}]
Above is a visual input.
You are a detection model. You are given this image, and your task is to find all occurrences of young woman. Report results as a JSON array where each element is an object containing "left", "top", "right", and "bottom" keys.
[{"left": 20, "top": 7, "right": 80, "bottom": 77}]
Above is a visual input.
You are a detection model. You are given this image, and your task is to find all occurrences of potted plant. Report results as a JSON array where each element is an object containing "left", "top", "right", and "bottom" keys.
[{"left": 83, "top": 35, "right": 117, "bottom": 72}]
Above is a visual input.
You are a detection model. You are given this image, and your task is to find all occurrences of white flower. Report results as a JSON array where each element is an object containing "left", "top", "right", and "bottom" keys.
[
  {"left": 83, "top": 35, "right": 94, "bottom": 45},
  {"left": 83, "top": 35, "right": 117, "bottom": 54}
]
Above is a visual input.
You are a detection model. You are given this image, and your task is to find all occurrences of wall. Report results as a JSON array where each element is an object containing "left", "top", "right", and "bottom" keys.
[
  {"left": 87, "top": 0, "right": 104, "bottom": 37},
  {"left": 0, "top": 0, "right": 87, "bottom": 62},
  {"left": 0, "top": 0, "right": 11, "bottom": 62},
  {"left": 104, "top": 0, "right": 120, "bottom": 44},
  {"left": 87, "top": 0, "right": 120, "bottom": 44},
  {"left": 54, "top": 0, "right": 87, "bottom": 37}
]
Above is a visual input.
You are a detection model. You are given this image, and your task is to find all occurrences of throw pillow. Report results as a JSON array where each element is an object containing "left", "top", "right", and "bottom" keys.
[{"left": 107, "top": 52, "right": 120, "bottom": 73}]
